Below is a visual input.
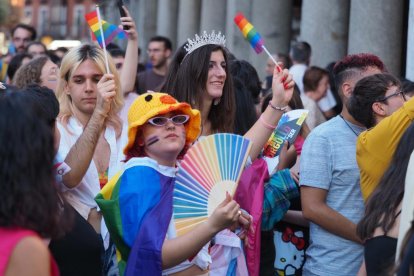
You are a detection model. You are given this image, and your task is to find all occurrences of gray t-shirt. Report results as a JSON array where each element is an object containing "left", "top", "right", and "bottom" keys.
[{"left": 299, "top": 115, "right": 365, "bottom": 276}]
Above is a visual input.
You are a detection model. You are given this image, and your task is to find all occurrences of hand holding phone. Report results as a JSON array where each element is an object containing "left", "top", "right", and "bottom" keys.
[{"left": 117, "top": 0, "right": 130, "bottom": 30}]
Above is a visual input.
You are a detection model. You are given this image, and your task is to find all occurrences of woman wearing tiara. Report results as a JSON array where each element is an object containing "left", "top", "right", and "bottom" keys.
[
  {"left": 162, "top": 31, "right": 294, "bottom": 161},
  {"left": 162, "top": 31, "right": 297, "bottom": 275},
  {"left": 96, "top": 92, "right": 242, "bottom": 275}
]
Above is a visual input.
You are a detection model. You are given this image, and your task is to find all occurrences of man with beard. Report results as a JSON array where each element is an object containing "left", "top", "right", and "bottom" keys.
[
  {"left": 137, "top": 36, "right": 172, "bottom": 94},
  {"left": 11, "top": 23, "right": 37, "bottom": 54}
]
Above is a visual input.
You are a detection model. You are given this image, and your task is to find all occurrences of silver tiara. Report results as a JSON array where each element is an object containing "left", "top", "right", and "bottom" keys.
[{"left": 184, "top": 31, "right": 226, "bottom": 57}]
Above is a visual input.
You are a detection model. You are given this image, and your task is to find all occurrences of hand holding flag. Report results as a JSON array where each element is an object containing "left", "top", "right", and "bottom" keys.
[
  {"left": 85, "top": 9, "right": 127, "bottom": 48},
  {"left": 234, "top": 12, "right": 281, "bottom": 70}
]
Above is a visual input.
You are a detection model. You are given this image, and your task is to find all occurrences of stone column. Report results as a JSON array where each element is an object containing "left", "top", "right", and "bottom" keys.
[
  {"left": 300, "top": 0, "right": 349, "bottom": 67},
  {"left": 156, "top": 0, "right": 178, "bottom": 49},
  {"left": 348, "top": 0, "right": 404, "bottom": 75},
  {"left": 133, "top": 0, "right": 158, "bottom": 52},
  {"left": 225, "top": 0, "right": 252, "bottom": 60},
  {"left": 250, "top": 0, "right": 292, "bottom": 79},
  {"left": 177, "top": 0, "right": 201, "bottom": 46},
  {"left": 406, "top": 0, "right": 414, "bottom": 80},
  {"left": 200, "top": 0, "right": 226, "bottom": 33}
]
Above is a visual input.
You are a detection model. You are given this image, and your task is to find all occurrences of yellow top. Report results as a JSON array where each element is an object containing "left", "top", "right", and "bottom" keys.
[{"left": 357, "top": 97, "right": 414, "bottom": 201}]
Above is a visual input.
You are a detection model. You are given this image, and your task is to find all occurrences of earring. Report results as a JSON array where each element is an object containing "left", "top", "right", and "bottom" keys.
[{"left": 213, "top": 98, "right": 221, "bottom": 106}]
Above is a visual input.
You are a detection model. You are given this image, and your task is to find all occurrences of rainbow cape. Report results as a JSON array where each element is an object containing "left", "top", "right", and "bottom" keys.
[
  {"left": 85, "top": 10, "right": 127, "bottom": 48},
  {"left": 95, "top": 157, "right": 175, "bottom": 275}
]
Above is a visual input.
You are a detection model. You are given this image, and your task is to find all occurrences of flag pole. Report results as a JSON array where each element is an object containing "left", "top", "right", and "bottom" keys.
[
  {"left": 261, "top": 45, "right": 282, "bottom": 71},
  {"left": 96, "top": 5, "right": 110, "bottom": 73}
]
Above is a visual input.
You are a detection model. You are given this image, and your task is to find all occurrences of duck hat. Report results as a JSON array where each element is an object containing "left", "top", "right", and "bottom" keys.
[{"left": 124, "top": 92, "right": 201, "bottom": 155}]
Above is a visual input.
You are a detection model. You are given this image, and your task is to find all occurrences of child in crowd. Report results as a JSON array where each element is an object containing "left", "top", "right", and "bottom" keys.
[{"left": 96, "top": 92, "right": 242, "bottom": 275}]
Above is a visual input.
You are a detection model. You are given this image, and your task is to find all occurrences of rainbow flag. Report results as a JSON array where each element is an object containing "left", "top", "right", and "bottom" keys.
[
  {"left": 85, "top": 10, "right": 127, "bottom": 48},
  {"left": 95, "top": 157, "right": 175, "bottom": 275},
  {"left": 234, "top": 13, "right": 265, "bottom": 54}
]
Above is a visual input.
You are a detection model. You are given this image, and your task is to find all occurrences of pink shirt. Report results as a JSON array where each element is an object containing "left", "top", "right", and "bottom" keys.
[{"left": 0, "top": 227, "right": 59, "bottom": 276}]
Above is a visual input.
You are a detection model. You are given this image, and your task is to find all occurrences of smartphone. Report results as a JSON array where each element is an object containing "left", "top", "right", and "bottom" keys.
[{"left": 117, "top": 0, "right": 130, "bottom": 30}]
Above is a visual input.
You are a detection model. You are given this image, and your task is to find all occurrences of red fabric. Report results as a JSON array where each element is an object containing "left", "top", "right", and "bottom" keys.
[
  {"left": 0, "top": 227, "right": 60, "bottom": 276},
  {"left": 234, "top": 158, "right": 269, "bottom": 276},
  {"left": 293, "top": 135, "right": 305, "bottom": 155}
]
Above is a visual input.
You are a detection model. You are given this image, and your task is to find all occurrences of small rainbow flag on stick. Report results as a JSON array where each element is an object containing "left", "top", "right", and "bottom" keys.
[
  {"left": 234, "top": 12, "right": 281, "bottom": 68},
  {"left": 85, "top": 9, "right": 127, "bottom": 48}
]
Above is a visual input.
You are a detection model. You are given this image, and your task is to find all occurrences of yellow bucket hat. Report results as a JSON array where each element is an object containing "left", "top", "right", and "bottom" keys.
[{"left": 124, "top": 92, "right": 201, "bottom": 155}]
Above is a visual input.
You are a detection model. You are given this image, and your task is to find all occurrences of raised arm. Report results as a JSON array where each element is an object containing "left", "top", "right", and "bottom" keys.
[
  {"left": 244, "top": 66, "right": 294, "bottom": 160},
  {"left": 62, "top": 74, "right": 116, "bottom": 188},
  {"left": 301, "top": 186, "right": 362, "bottom": 243},
  {"left": 119, "top": 6, "right": 138, "bottom": 94}
]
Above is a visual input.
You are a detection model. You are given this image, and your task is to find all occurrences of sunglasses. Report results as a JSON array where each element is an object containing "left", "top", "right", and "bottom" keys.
[
  {"left": 376, "top": 90, "right": 406, "bottom": 102},
  {"left": 147, "top": 114, "right": 190, "bottom": 126}
]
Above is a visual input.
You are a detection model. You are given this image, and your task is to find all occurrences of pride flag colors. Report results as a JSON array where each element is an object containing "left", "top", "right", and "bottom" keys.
[
  {"left": 95, "top": 158, "right": 174, "bottom": 275},
  {"left": 85, "top": 10, "right": 127, "bottom": 48},
  {"left": 234, "top": 13, "right": 264, "bottom": 54},
  {"left": 173, "top": 134, "right": 252, "bottom": 236}
]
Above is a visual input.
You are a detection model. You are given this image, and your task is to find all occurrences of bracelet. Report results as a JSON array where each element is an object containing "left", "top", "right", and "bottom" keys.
[
  {"left": 269, "top": 101, "right": 288, "bottom": 112},
  {"left": 259, "top": 115, "right": 277, "bottom": 130}
]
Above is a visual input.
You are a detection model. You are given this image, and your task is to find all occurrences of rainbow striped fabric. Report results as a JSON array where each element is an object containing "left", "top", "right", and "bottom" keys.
[
  {"left": 85, "top": 10, "right": 127, "bottom": 48},
  {"left": 95, "top": 157, "right": 175, "bottom": 275}
]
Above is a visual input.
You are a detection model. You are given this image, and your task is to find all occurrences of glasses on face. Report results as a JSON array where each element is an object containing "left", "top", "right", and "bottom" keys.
[
  {"left": 376, "top": 90, "right": 406, "bottom": 102},
  {"left": 147, "top": 114, "right": 190, "bottom": 126}
]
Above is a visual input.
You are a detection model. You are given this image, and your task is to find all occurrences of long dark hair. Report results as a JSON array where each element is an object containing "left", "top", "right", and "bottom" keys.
[
  {"left": 229, "top": 59, "right": 260, "bottom": 135},
  {"left": 357, "top": 122, "right": 414, "bottom": 240},
  {"left": 0, "top": 92, "right": 64, "bottom": 238},
  {"left": 162, "top": 43, "right": 235, "bottom": 133}
]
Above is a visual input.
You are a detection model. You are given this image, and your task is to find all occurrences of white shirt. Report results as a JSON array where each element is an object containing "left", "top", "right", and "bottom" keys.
[
  {"left": 56, "top": 117, "right": 127, "bottom": 248},
  {"left": 290, "top": 63, "right": 308, "bottom": 95},
  {"left": 318, "top": 88, "right": 337, "bottom": 112}
]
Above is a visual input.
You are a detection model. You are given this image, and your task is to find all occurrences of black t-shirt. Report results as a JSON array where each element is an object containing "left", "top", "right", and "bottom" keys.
[{"left": 49, "top": 205, "right": 104, "bottom": 276}]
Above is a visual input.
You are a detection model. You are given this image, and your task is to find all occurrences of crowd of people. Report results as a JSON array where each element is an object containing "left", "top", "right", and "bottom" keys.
[{"left": 1, "top": 7, "right": 414, "bottom": 276}]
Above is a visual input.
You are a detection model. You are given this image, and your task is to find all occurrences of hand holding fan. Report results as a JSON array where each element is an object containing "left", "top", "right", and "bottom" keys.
[{"left": 173, "top": 133, "right": 252, "bottom": 236}]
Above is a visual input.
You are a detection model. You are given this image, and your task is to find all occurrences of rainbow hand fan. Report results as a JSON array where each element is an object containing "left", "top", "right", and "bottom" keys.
[{"left": 173, "top": 133, "right": 252, "bottom": 236}]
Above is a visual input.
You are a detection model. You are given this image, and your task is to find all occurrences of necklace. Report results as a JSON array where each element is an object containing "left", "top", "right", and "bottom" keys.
[{"left": 339, "top": 115, "right": 359, "bottom": 137}]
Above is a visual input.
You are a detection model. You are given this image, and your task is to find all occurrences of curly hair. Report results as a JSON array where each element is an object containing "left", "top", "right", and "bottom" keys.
[
  {"left": 56, "top": 43, "right": 123, "bottom": 137},
  {"left": 162, "top": 43, "right": 235, "bottom": 133},
  {"left": 6, "top": 53, "right": 33, "bottom": 81},
  {"left": 0, "top": 92, "right": 64, "bottom": 238},
  {"left": 13, "top": 56, "right": 49, "bottom": 88}
]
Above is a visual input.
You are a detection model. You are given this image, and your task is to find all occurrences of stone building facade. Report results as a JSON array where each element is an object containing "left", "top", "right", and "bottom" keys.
[{"left": 18, "top": 0, "right": 412, "bottom": 78}]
